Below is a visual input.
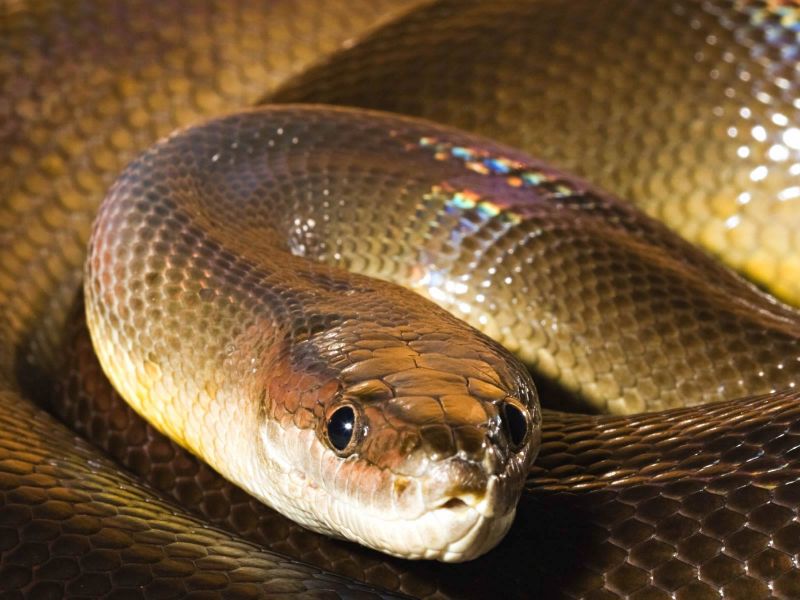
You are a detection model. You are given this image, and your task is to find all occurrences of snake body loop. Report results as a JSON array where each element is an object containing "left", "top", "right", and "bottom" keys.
[
  {"left": 84, "top": 107, "right": 542, "bottom": 562},
  {"left": 4, "top": 0, "right": 800, "bottom": 598},
  {"left": 274, "top": 0, "right": 800, "bottom": 308}
]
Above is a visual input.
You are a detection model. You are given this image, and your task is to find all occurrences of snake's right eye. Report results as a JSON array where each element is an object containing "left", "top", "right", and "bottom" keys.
[
  {"left": 501, "top": 399, "right": 529, "bottom": 451},
  {"left": 326, "top": 404, "right": 358, "bottom": 454}
]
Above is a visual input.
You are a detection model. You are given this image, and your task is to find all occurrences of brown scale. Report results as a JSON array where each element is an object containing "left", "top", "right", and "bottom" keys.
[
  {"left": 3, "top": 1, "right": 800, "bottom": 599},
  {"left": 0, "top": 355, "right": 399, "bottom": 599},
  {"left": 87, "top": 106, "right": 799, "bottom": 416},
  {"left": 54, "top": 297, "right": 800, "bottom": 599},
  {"left": 84, "top": 108, "right": 542, "bottom": 560},
  {"left": 272, "top": 0, "right": 800, "bottom": 307},
  {"left": 0, "top": 0, "right": 419, "bottom": 375},
  {"left": 0, "top": 0, "right": 426, "bottom": 597},
  {"left": 68, "top": 103, "right": 800, "bottom": 600}
]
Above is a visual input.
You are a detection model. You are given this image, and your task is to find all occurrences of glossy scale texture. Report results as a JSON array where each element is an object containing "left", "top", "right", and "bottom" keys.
[
  {"left": 84, "top": 109, "right": 542, "bottom": 562},
  {"left": 56, "top": 299, "right": 800, "bottom": 599},
  {"left": 83, "top": 102, "right": 800, "bottom": 593},
  {"left": 0, "top": 382, "right": 401, "bottom": 600},
  {"left": 3, "top": 0, "right": 800, "bottom": 598},
  {"left": 0, "top": 0, "right": 418, "bottom": 374},
  {"left": 273, "top": 0, "right": 800, "bottom": 306},
  {"left": 0, "top": 0, "right": 421, "bottom": 597}
]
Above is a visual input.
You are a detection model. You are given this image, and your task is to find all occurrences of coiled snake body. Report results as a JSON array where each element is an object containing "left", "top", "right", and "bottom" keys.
[{"left": 3, "top": 1, "right": 800, "bottom": 598}]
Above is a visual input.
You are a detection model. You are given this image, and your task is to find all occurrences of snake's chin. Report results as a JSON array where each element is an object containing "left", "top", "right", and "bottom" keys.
[
  {"left": 254, "top": 424, "right": 518, "bottom": 562},
  {"left": 401, "top": 504, "right": 517, "bottom": 562},
  {"left": 264, "top": 464, "right": 517, "bottom": 562},
  {"left": 314, "top": 486, "right": 518, "bottom": 562}
]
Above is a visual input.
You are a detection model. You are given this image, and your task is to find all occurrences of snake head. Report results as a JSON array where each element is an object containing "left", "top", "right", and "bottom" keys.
[{"left": 258, "top": 287, "right": 540, "bottom": 562}]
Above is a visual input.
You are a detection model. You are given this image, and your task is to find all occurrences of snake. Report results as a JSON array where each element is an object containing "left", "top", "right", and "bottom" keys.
[{"left": 4, "top": 0, "right": 800, "bottom": 598}]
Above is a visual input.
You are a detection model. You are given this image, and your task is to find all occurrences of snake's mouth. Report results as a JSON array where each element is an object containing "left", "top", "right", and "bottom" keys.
[
  {"left": 256, "top": 424, "right": 517, "bottom": 561},
  {"left": 319, "top": 465, "right": 516, "bottom": 562},
  {"left": 438, "top": 497, "right": 470, "bottom": 511},
  {"left": 331, "top": 486, "right": 516, "bottom": 562},
  {"left": 422, "top": 457, "right": 502, "bottom": 518},
  {"left": 400, "top": 497, "right": 516, "bottom": 562}
]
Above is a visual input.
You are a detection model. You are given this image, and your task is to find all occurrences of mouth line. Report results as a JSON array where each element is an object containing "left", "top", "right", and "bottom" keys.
[{"left": 439, "top": 497, "right": 471, "bottom": 512}]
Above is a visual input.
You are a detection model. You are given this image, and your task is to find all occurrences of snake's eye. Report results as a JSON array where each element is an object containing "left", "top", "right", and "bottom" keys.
[
  {"left": 326, "top": 404, "right": 358, "bottom": 454},
  {"left": 501, "top": 399, "right": 529, "bottom": 450}
]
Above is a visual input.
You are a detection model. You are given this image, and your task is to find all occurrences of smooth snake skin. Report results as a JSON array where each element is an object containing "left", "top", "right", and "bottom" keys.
[{"left": 4, "top": 0, "right": 800, "bottom": 599}]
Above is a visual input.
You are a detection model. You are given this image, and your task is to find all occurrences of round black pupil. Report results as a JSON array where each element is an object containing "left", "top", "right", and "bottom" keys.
[
  {"left": 503, "top": 403, "right": 527, "bottom": 448},
  {"left": 327, "top": 406, "right": 355, "bottom": 451}
]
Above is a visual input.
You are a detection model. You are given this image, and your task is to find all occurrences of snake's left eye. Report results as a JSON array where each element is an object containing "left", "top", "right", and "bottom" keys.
[
  {"left": 326, "top": 404, "right": 359, "bottom": 455},
  {"left": 501, "top": 399, "right": 529, "bottom": 451}
]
